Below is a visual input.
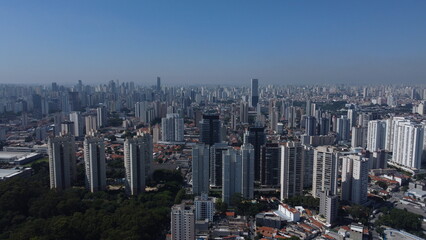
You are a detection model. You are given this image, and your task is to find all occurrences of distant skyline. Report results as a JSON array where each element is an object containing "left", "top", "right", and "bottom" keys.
[{"left": 1, "top": 1, "right": 425, "bottom": 85}]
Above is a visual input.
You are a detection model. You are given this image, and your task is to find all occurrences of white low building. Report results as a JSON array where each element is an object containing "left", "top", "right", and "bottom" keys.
[{"left": 276, "top": 203, "right": 300, "bottom": 222}]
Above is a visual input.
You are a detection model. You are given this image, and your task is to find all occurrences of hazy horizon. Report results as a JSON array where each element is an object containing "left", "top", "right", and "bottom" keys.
[{"left": 1, "top": 0, "right": 425, "bottom": 85}]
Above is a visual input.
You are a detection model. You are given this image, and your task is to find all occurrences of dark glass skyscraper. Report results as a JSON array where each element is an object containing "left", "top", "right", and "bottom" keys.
[
  {"left": 250, "top": 79, "right": 259, "bottom": 108},
  {"left": 261, "top": 143, "right": 281, "bottom": 186},
  {"left": 244, "top": 126, "right": 266, "bottom": 182},
  {"left": 199, "top": 114, "right": 221, "bottom": 145}
]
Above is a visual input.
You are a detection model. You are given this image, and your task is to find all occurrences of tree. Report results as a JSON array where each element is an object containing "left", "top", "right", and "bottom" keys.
[
  {"left": 375, "top": 208, "right": 423, "bottom": 237},
  {"left": 376, "top": 181, "right": 388, "bottom": 190},
  {"left": 348, "top": 205, "right": 371, "bottom": 225},
  {"left": 215, "top": 199, "right": 228, "bottom": 214}
]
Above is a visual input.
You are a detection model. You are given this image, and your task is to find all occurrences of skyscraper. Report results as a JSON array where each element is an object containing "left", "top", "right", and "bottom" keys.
[
  {"left": 124, "top": 132, "right": 153, "bottom": 195},
  {"left": 61, "top": 121, "right": 75, "bottom": 136},
  {"left": 69, "top": 111, "right": 84, "bottom": 137},
  {"left": 391, "top": 120, "right": 424, "bottom": 169},
  {"left": 341, "top": 154, "right": 369, "bottom": 204},
  {"left": 241, "top": 143, "right": 255, "bottom": 200},
  {"left": 250, "top": 78, "right": 259, "bottom": 108},
  {"left": 222, "top": 144, "right": 255, "bottom": 204},
  {"left": 306, "top": 100, "right": 312, "bottom": 116},
  {"left": 239, "top": 101, "right": 249, "bottom": 124},
  {"left": 192, "top": 144, "right": 210, "bottom": 196},
  {"left": 319, "top": 190, "right": 338, "bottom": 226},
  {"left": 244, "top": 126, "right": 266, "bottom": 182},
  {"left": 370, "top": 150, "right": 388, "bottom": 169},
  {"left": 161, "top": 113, "right": 184, "bottom": 142},
  {"left": 84, "top": 135, "right": 106, "bottom": 192},
  {"left": 85, "top": 115, "right": 98, "bottom": 134},
  {"left": 199, "top": 114, "right": 221, "bottom": 145},
  {"left": 312, "top": 146, "right": 339, "bottom": 198},
  {"left": 305, "top": 116, "right": 316, "bottom": 136},
  {"left": 302, "top": 145, "right": 314, "bottom": 188},
  {"left": 260, "top": 143, "right": 281, "bottom": 186},
  {"left": 171, "top": 203, "right": 195, "bottom": 240},
  {"left": 367, "top": 120, "right": 387, "bottom": 151},
  {"left": 347, "top": 109, "right": 357, "bottom": 127},
  {"left": 156, "top": 76, "right": 161, "bottom": 91},
  {"left": 280, "top": 142, "right": 304, "bottom": 200},
  {"left": 336, "top": 116, "right": 350, "bottom": 141},
  {"left": 48, "top": 135, "right": 76, "bottom": 190},
  {"left": 97, "top": 105, "right": 107, "bottom": 128},
  {"left": 209, "top": 143, "right": 229, "bottom": 187},
  {"left": 351, "top": 126, "right": 366, "bottom": 148}
]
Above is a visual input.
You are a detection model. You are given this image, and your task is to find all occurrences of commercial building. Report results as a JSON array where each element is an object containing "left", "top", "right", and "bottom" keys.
[
  {"left": 199, "top": 114, "right": 221, "bottom": 146},
  {"left": 261, "top": 143, "right": 281, "bottom": 186},
  {"left": 250, "top": 78, "right": 259, "bottom": 108},
  {"left": 244, "top": 126, "right": 266, "bottom": 182},
  {"left": 0, "top": 167, "right": 32, "bottom": 181}
]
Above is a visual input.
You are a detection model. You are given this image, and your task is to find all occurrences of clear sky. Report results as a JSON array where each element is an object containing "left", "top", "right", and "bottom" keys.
[{"left": 0, "top": 0, "right": 425, "bottom": 85}]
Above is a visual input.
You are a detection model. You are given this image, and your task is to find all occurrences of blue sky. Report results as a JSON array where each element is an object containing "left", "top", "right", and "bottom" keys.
[{"left": 0, "top": 1, "right": 425, "bottom": 85}]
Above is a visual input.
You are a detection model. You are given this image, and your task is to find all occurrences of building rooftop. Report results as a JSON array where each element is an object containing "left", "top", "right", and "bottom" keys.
[{"left": 0, "top": 151, "right": 28, "bottom": 160}]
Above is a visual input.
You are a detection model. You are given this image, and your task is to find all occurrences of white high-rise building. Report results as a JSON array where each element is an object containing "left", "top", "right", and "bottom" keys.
[
  {"left": 124, "top": 132, "right": 153, "bottom": 195},
  {"left": 48, "top": 135, "right": 76, "bottom": 190},
  {"left": 194, "top": 193, "right": 215, "bottom": 222},
  {"left": 171, "top": 203, "right": 195, "bottom": 240},
  {"left": 367, "top": 120, "right": 387, "bottom": 151},
  {"left": 320, "top": 190, "right": 338, "bottom": 227},
  {"left": 84, "top": 135, "right": 106, "bottom": 192},
  {"left": 384, "top": 118, "right": 394, "bottom": 151},
  {"left": 351, "top": 126, "right": 366, "bottom": 148},
  {"left": 281, "top": 142, "right": 304, "bottom": 200},
  {"left": 192, "top": 144, "right": 210, "bottom": 196},
  {"left": 222, "top": 143, "right": 255, "bottom": 204},
  {"left": 61, "top": 121, "right": 75, "bottom": 136},
  {"left": 392, "top": 120, "right": 424, "bottom": 169},
  {"left": 85, "top": 115, "right": 98, "bottom": 134},
  {"left": 341, "top": 154, "right": 369, "bottom": 204},
  {"left": 152, "top": 124, "right": 160, "bottom": 143},
  {"left": 69, "top": 111, "right": 84, "bottom": 137},
  {"left": 161, "top": 113, "right": 184, "bottom": 142},
  {"left": 312, "top": 146, "right": 339, "bottom": 198},
  {"left": 135, "top": 101, "right": 155, "bottom": 124}
]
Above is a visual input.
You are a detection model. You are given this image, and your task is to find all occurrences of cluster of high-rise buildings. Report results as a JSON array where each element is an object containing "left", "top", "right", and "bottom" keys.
[
  {"left": 48, "top": 132, "right": 152, "bottom": 195},
  {"left": 1, "top": 78, "right": 426, "bottom": 239}
]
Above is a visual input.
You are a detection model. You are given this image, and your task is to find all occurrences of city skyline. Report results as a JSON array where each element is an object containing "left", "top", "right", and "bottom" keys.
[{"left": 1, "top": 0, "right": 426, "bottom": 85}]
